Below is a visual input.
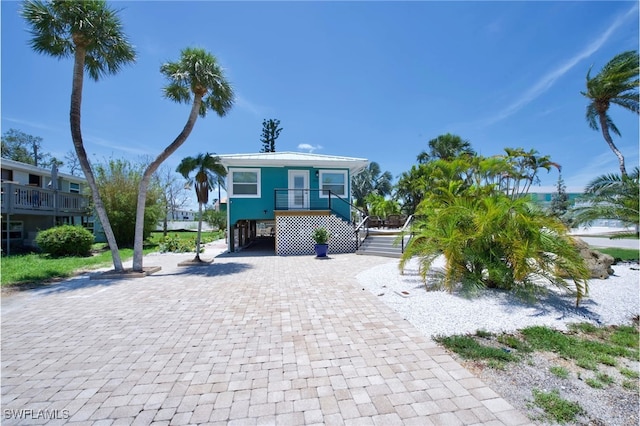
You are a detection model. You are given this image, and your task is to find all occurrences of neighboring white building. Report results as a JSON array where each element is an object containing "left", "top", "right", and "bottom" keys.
[{"left": 166, "top": 208, "right": 197, "bottom": 221}]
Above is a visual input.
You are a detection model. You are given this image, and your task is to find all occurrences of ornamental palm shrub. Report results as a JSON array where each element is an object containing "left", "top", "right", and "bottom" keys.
[
  {"left": 366, "top": 193, "right": 400, "bottom": 218},
  {"left": 400, "top": 184, "right": 590, "bottom": 305}
]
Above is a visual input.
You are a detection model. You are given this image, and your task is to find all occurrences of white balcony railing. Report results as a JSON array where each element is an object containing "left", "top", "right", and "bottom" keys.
[{"left": 1, "top": 182, "right": 90, "bottom": 215}]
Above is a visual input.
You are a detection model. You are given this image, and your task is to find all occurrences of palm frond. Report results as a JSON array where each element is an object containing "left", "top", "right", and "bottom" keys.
[
  {"left": 22, "top": 0, "right": 136, "bottom": 81},
  {"left": 161, "top": 47, "right": 234, "bottom": 117}
]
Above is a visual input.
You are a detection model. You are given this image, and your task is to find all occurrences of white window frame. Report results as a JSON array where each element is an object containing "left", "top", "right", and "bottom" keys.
[
  {"left": 319, "top": 170, "right": 348, "bottom": 198},
  {"left": 229, "top": 168, "right": 261, "bottom": 198},
  {"left": 69, "top": 182, "right": 80, "bottom": 194}
]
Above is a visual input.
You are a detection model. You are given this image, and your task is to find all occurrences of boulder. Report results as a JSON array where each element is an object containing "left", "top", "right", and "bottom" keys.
[{"left": 572, "top": 237, "right": 615, "bottom": 279}]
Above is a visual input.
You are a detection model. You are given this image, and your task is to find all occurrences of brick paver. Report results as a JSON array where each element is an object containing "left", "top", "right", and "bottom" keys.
[{"left": 1, "top": 243, "right": 534, "bottom": 425}]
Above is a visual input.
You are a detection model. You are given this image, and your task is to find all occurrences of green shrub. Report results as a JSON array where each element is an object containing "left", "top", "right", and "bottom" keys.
[
  {"left": 35, "top": 225, "right": 94, "bottom": 257},
  {"left": 94, "top": 158, "right": 162, "bottom": 247},
  {"left": 157, "top": 234, "right": 197, "bottom": 253},
  {"left": 311, "top": 227, "right": 330, "bottom": 244},
  {"left": 402, "top": 189, "right": 589, "bottom": 305},
  {"left": 202, "top": 208, "right": 227, "bottom": 231},
  {"left": 399, "top": 153, "right": 590, "bottom": 305}
]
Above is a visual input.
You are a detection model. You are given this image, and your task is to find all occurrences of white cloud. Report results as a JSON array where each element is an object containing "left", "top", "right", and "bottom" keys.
[
  {"left": 3, "top": 116, "right": 58, "bottom": 131},
  {"left": 87, "top": 135, "right": 153, "bottom": 156},
  {"left": 485, "top": 3, "right": 638, "bottom": 126},
  {"left": 297, "top": 143, "right": 323, "bottom": 153}
]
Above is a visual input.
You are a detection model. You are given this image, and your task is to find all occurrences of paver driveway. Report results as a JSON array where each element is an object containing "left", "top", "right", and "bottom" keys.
[{"left": 1, "top": 243, "right": 532, "bottom": 425}]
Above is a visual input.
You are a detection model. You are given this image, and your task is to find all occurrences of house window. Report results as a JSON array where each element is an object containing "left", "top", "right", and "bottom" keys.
[
  {"left": 1, "top": 221, "right": 23, "bottom": 240},
  {"left": 229, "top": 169, "right": 260, "bottom": 198},
  {"left": 319, "top": 171, "right": 347, "bottom": 197},
  {"left": 1, "top": 169, "right": 13, "bottom": 182},
  {"left": 29, "top": 174, "right": 41, "bottom": 186},
  {"left": 69, "top": 182, "right": 80, "bottom": 194}
]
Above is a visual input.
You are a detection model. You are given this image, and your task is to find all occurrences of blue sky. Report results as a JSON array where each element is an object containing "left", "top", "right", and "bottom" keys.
[{"left": 2, "top": 1, "right": 639, "bottom": 208}]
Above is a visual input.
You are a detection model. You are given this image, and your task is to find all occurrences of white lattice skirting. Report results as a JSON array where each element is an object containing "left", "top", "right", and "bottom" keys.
[{"left": 276, "top": 214, "right": 356, "bottom": 256}]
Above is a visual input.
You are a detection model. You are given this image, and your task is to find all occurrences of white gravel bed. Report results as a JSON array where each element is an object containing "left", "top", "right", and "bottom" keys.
[{"left": 356, "top": 256, "right": 640, "bottom": 338}]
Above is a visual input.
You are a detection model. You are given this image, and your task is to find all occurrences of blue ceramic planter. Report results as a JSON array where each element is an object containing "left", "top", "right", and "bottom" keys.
[{"left": 314, "top": 243, "right": 329, "bottom": 257}]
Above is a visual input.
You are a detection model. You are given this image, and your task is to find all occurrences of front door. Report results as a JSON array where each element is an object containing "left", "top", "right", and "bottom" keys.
[{"left": 288, "top": 170, "right": 309, "bottom": 209}]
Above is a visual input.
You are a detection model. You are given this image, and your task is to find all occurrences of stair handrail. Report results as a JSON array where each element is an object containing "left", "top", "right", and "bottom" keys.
[
  {"left": 324, "top": 192, "right": 371, "bottom": 252},
  {"left": 354, "top": 215, "right": 370, "bottom": 250},
  {"left": 272, "top": 188, "right": 369, "bottom": 251},
  {"left": 400, "top": 214, "right": 415, "bottom": 254},
  {"left": 327, "top": 191, "right": 367, "bottom": 223}
]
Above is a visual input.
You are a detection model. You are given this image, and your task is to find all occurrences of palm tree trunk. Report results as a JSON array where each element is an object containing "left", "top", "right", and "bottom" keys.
[
  {"left": 599, "top": 113, "right": 627, "bottom": 177},
  {"left": 163, "top": 210, "right": 168, "bottom": 237},
  {"left": 195, "top": 202, "right": 203, "bottom": 261},
  {"left": 71, "top": 44, "right": 123, "bottom": 272},
  {"left": 132, "top": 96, "right": 203, "bottom": 271}
]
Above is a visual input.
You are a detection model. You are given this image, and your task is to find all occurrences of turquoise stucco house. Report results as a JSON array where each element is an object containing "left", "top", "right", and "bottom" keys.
[{"left": 218, "top": 152, "right": 368, "bottom": 255}]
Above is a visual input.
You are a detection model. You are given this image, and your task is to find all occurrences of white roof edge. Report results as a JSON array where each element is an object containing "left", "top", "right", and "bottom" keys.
[
  {"left": 217, "top": 151, "right": 367, "bottom": 161},
  {"left": 218, "top": 152, "right": 368, "bottom": 174},
  {"left": 1, "top": 158, "right": 86, "bottom": 182}
]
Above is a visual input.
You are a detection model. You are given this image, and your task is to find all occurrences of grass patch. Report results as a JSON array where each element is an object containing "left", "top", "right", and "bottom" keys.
[
  {"left": 475, "top": 329, "right": 493, "bottom": 338},
  {"left": 531, "top": 389, "right": 583, "bottom": 423},
  {"left": 610, "top": 325, "right": 639, "bottom": 349},
  {"left": 2, "top": 248, "right": 140, "bottom": 286},
  {"left": 435, "top": 335, "right": 516, "bottom": 362},
  {"left": 622, "top": 380, "right": 638, "bottom": 391},
  {"left": 619, "top": 367, "right": 639, "bottom": 379},
  {"left": 575, "top": 358, "right": 598, "bottom": 371},
  {"left": 568, "top": 322, "right": 600, "bottom": 334},
  {"left": 497, "top": 334, "right": 531, "bottom": 352},
  {"left": 597, "top": 247, "right": 639, "bottom": 262},
  {"left": 585, "top": 378, "right": 604, "bottom": 389},
  {"left": 549, "top": 366, "right": 570, "bottom": 379},
  {"left": 595, "top": 372, "right": 615, "bottom": 385},
  {"left": 521, "top": 325, "right": 635, "bottom": 366},
  {"left": 597, "top": 354, "right": 617, "bottom": 366},
  {"left": 1, "top": 230, "right": 224, "bottom": 287}
]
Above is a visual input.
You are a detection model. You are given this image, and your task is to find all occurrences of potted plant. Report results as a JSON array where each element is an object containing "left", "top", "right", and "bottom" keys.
[{"left": 311, "top": 227, "right": 330, "bottom": 257}]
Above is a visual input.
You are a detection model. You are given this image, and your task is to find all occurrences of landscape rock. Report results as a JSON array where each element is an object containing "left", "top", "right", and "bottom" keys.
[{"left": 571, "top": 237, "right": 615, "bottom": 279}]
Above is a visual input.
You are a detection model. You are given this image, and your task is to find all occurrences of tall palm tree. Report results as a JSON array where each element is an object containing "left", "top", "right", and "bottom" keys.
[
  {"left": 176, "top": 153, "right": 227, "bottom": 261},
  {"left": 22, "top": 0, "right": 136, "bottom": 272},
  {"left": 132, "top": 47, "right": 234, "bottom": 271},
  {"left": 351, "top": 161, "right": 392, "bottom": 215},
  {"left": 581, "top": 50, "right": 639, "bottom": 177},
  {"left": 417, "top": 133, "right": 475, "bottom": 163},
  {"left": 572, "top": 167, "right": 639, "bottom": 237}
]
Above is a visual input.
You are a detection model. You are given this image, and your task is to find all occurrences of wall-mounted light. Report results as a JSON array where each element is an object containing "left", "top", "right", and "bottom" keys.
[{"left": 315, "top": 170, "right": 319, "bottom": 178}]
